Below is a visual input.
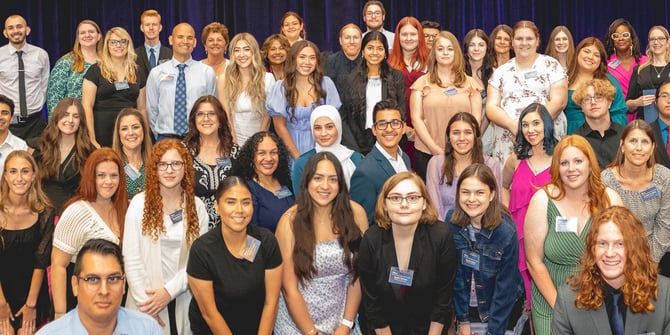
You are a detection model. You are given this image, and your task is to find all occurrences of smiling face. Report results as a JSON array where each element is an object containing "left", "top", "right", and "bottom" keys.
[
  {"left": 362, "top": 39, "right": 386, "bottom": 67},
  {"left": 0, "top": 103, "right": 12, "bottom": 135},
  {"left": 295, "top": 46, "right": 317, "bottom": 76},
  {"left": 140, "top": 15, "right": 162, "bottom": 41},
  {"left": 594, "top": 221, "right": 626, "bottom": 289},
  {"left": 521, "top": 111, "right": 545, "bottom": 147},
  {"left": 204, "top": 31, "right": 226, "bottom": 57},
  {"left": 107, "top": 33, "right": 128, "bottom": 59},
  {"left": 399, "top": 24, "right": 419, "bottom": 54},
  {"left": 78, "top": 23, "right": 101, "bottom": 49},
  {"left": 215, "top": 184, "right": 253, "bottom": 235},
  {"left": 312, "top": 116, "right": 339, "bottom": 147},
  {"left": 308, "top": 159, "right": 339, "bottom": 208},
  {"left": 512, "top": 27, "right": 539, "bottom": 59},
  {"left": 553, "top": 31, "right": 570, "bottom": 54},
  {"left": 281, "top": 15, "right": 303, "bottom": 42},
  {"left": 340, "top": 27, "right": 362, "bottom": 59},
  {"left": 467, "top": 36, "right": 487, "bottom": 62},
  {"left": 649, "top": 28, "right": 669, "bottom": 59},
  {"left": 232, "top": 39, "right": 253, "bottom": 68},
  {"left": 657, "top": 83, "right": 670, "bottom": 123},
  {"left": 385, "top": 179, "right": 426, "bottom": 227},
  {"left": 118, "top": 115, "right": 144, "bottom": 152},
  {"left": 372, "top": 109, "right": 404, "bottom": 154},
  {"left": 267, "top": 39, "right": 287, "bottom": 66},
  {"left": 458, "top": 176, "right": 495, "bottom": 226},
  {"left": 253, "top": 136, "right": 279, "bottom": 178},
  {"left": 194, "top": 102, "right": 220, "bottom": 136},
  {"left": 72, "top": 253, "right": 125, "bottom": 328},
  {"left": 577, "top": 44, "right": 602, "bottom": 74},
  {"left": 157, "top": 149, "right": 185, "bottom": 190},
  {"left": 363, "top": 4, "right": 385, "bottom": 31},
  {"left": 95, "top": 161, "right": 120, "bottom": 201},
  {"left": 449, "top": 120, "right": 475, "bottom": 156},
  {"left": 169, "top": 24, "right": 196, "bottom": 59},
  {"left": 4, "top": 156, "right": 34, "bottom": 197},
  {"left": 494, "top": 30, "right": 511, "bottom": 55},
  {"left": 558, "top": 146, "right": 590, "bottom": 190},
  {"left": 621, "top": 128, "right": 654, "bottom": 167},
  {"left": 56, "top": 105, "right": 80, "bottom": 136},
  {"left": 434, "top": 36, "right": 455, "bottom": 67},
  {"left": 612, "top": 24, "right": 632, "bottom": 54},
  {"left": 3, "top": 16, "right": 29, "bottom": 47}
]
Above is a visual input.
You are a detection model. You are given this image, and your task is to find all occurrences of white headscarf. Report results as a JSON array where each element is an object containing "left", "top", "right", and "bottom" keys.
[{"left": 310, "top": 105, "right": 357, "bottom": 187}]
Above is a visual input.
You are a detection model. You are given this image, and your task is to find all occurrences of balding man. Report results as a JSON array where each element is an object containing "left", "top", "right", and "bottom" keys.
[
  {"left": 146, "top": 23, "right": 216, "bottom": 141},
  {"left": 0, "top": 15, "right": 49, "bottom": 139}
]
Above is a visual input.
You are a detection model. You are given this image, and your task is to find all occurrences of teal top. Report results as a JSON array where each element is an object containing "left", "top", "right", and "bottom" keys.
[
  {"left": 565, "top": 73, "right": 627, "bottom": 134},
  {"left": 46, "top": 54, "right": 94, "bottom": 117}
]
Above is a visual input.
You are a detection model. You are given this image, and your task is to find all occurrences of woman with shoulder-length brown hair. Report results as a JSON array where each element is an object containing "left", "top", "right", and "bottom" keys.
[
  {"left": 122, "top": 139, "right": 209, "bottom": 334},
  {"left": 358, "top": 171, "right": 457, "bottom": 334},
  {"left": 261, "top": 34, "right": 290, "bottom": 80},
  {"left": 525, "top": 135, "right": 623, "bottom": 335},
  {"left": 111, "top": 108, "right": 152, "bottom": 199},
  {"left": 32, "top": 97, "right": 96, "bottom": 213},
  {"left": 51, "top": 148, "right": 129, "bottom": 317},
  {"left": 279, "top": 11, "right": 306, "bottom": 45},
  {"left": 201, "top": 22, "right": 231, "bottom": 77},
  {"left": 552, "top": 206, "right": 670, "bottom": 334}
]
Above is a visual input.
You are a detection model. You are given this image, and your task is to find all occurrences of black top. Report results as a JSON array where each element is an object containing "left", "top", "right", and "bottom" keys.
[
  {"left": 358, "top": 222, "right": 457, "bottom": 334},
  {"left": 627, "top": 64, "right": 670, "bottom": 118},
  {"left": 187, "top": 224, "right": 282, "bottom": 335},
  {"left": 574, "top": 121, "right": 624, "bottom": 169},
  {"left": 192, "top": 144, "right": 239, "bottom": 230},
  {"left": 324, "top": 50, "right": 363, "bottom": 92}
]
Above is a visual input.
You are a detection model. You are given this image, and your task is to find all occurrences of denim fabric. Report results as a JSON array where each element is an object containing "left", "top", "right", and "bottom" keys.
[{"left": 446, "top": 210, "right": 524, "bottom": 335}]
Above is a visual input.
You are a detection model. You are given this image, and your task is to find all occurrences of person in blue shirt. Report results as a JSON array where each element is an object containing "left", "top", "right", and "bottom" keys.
[{"left": 36, "top": 239, "right": 162, "bottom": 335}]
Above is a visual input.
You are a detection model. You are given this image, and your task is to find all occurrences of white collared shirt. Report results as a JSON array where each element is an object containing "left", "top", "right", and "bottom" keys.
[
  {"left": 375, "top": 142, "right": 408, "bottom": 173},
  {"left": 0, "top": 131, "right": 27, "bottom": 175}
]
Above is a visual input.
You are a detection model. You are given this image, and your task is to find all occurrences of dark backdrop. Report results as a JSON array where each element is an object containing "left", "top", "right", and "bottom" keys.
[{"left": 1, "top": 0, "right": 668, "bottom": 66}]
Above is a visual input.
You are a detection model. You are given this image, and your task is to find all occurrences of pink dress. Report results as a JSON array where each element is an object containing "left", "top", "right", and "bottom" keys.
[
  {"left": 509, "top": 159, "right": 551, "bottom": 306},
  {"left": 607, "top": 53, "right": 648, "bottom": 122}
]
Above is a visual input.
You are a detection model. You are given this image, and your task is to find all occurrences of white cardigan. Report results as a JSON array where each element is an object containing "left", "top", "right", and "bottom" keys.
[{"left": 122, "top": 192, "right": 209, "bottom": 335}]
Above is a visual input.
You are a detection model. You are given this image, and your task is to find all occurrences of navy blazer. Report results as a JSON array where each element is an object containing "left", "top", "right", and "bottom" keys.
[
  {"left": 350, "top": 145, "right": 411, "bottom": 225},
  {"left": 134, "top": 45, "right": 172, "bottom": 79},
  {"left": 652, "top": 119, "right": 670, "bottom": 169}
]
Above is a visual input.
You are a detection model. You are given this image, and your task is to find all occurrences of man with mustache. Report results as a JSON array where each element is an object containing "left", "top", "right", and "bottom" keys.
[{"left": 0, "top": 15, "right": 49, "bottom": 140}]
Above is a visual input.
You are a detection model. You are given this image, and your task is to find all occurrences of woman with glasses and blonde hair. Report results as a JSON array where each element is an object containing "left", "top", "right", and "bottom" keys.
[
  {"left": 82, "top": 27, "right": 146, "bottom": 148},
  {"left": 123, "top": 139, "right": 209, "bottom": 334},
  {"left": 604, "top": 18, "right": 647, "bottom": 101},
  {"left": 218, "top": 33, "right": 276, "bottom": 145},
  {"left": 626, "top": 26, "right": 670, "bottom": 121},
  {"left": 46, "top": 19, "right": 102, "bottom": 117},
  {"left": 359, "top": 171, "right": 456, "bottom": 334}
]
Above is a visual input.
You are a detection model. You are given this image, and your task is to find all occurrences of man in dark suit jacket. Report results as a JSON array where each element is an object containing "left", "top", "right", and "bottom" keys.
[
  {"left": 135, "top": 9, "right": 172, "bottom": 78},
  {"left": 351, "top": 99, "right": 411, "bottom": 225},
  {"left": 551, "top": 206, "right": 670, "bottom": 335},
  {"left": 652, "top": 81, "right": 670, "bottom": 169}
]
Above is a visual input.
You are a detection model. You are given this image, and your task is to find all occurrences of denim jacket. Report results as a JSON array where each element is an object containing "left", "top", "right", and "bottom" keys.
[{"left": 445, "top": 210, "right": 524, "bottom": 335}]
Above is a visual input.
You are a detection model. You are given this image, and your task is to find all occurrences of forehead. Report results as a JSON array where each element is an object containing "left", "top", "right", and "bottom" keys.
[
  {"left": 376, "top": 108, "right": 402, "bottom": 121},
  {"left": 234, "top": 39, "right": 250, "bottom": 48},
  {"left": 5, "top": 16, "right": 26, "bottom": 28},
  {"left": 522, "top": 111, "right": 542, "bottom": 122},
  {"left": 78, "top": 23, "right": 98, "bottom": 32},
  {"left": 650, "top": 28, "right": 666, "bottom": 37},
  {"left": 120, "top": 114, "right": 140, "bottom": 124},
  {"left": 283, "top": 15, "right": 300, "bottom": 23},
  {"left": 314, "top": 116, "right": 335, "bottom": 125},
  {"left": 341, "top": 27, "right": 362, "bottom": 37},
  {"left": 142, "top": 16, "right": 160, "bottom": 24},
  {"left": 460, "top": 176, "right": 490, "bottom": 190},
  {"left": 0, "top": 103, "right": 10, "bottom": 112},
  {"left": 469, "top": 36, "right": 486, "bottom": 44},
  {"left": 625, "top": 128, "right": 651, "bottom": 140},
  {"left": 555, "top": 31, "right": 568, "bottom": 39},
  {"left": 161, "top": 148, "right": 183, "bottom": 160},
  {"left": 80, "top": 253, "right": 122, "bottom": 274},
  {"left": 615, "top": 24, "right": 630, "bottom": 32},
  {"left": 221, "top": 184, "right": 251, "bottom": 199},
  {"left": 451, "top": 120, "right": 475, "bottom": 130},
  {"left": 6, "top": 156, "right": 31, "bottom": 168},
  {"left": 659, "top": 82, "right": 670, "bottom": 94},
  {"left": 561, "top": 145, "right": 587, "bottom": 159},
  {"left": 435, "top": 37, "right": 453, "bottom": 47},
  {"left": 314, "top": 159, "right": 336, "bottom": 174},
  {"left": 580, "top": 44, "right": 600, "bottom": 53},
  {"left": 365, "top": 39, "right": 384, "bottom": 47},
  {"left": 389, "top": 179, "right": 420, "bottom": 194},
  {"left": 514, "top": 28, "right": 536, "bottom": 38},
  {"left": 400, "top": 25, "right": 418, "bottom": 34},
  {"left": 366, "top": 4, "right": 383, "bottom": 12},
  {"left": 298, "top": 46, "right": 316, "bottom": 55},
  {"left": 257, "top": 136, "right": 278, "bottom": 150},
  {"left": 172, "top": 24, "right": 194, "bottom": 36},
  {"left": 496, "top": 30, "right": 511, "bottom": 38},
  {"left": 424, "top": 28, "right": 440, "bottom": 34}
]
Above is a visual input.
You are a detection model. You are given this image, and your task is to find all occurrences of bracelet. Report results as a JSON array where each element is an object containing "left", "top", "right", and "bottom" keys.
[
  {"left": 24, "top": 303, "right": 36, "bottom": 309},
  {"left": 341, "top": 318, "right": 354, "bottom": 328}
]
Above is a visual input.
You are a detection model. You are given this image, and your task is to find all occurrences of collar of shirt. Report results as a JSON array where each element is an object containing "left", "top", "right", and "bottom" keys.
[
  {"left": 144, "top": 43, "right": 161, "bottom": 54},
  {"left": 375, "top": 142, "right": 408, "bottom": 172},
  {"left": 169, "top": 57, "right": 194, "bottom": 68},
  {"left": 0, "top": 131, "right": 25, "bottom": 149}
]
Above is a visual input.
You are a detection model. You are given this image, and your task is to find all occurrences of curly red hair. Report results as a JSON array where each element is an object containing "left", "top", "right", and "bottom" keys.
[
  {"left": 570, "top": 206, "right": 658, "bottom": 313},
  {"left": 141, "top": 139, "right": 200, "bottom": 246}
]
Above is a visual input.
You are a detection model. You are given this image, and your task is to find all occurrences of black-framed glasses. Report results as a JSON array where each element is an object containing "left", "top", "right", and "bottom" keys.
[
  {"left": 78, "top": 274, "right": 125, "bottom": 289},
  {"left": 157, "top": 161, "right": 185, "bottom": 171},
  {"left": 374, "top": 119, "right": 404, "bottom": 130},
  {"left": 108, "top": 39, "right": 128, "bottom": 46},
  {"left": 386, "top": 194, "right": 423, "bottom": 204},
  {"left": 581, "top": 95, "right": 606, "bottom": 105},
  {"left": 611, "top": 32, "right": 631, "bottom": 40},
  {"left": 424, "top": 33, "right": 438, "bottom": 40}
]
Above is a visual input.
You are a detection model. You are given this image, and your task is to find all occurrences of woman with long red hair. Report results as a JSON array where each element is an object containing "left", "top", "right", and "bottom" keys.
[
  {"left": 51, "top": 148, "right": 129, "bottom": 318},
  {"left": 123, "top": 139, "right": 208, "bottom": 334},
  {"left": 387, "top": 16, "right": 430, "bottom": 168}
]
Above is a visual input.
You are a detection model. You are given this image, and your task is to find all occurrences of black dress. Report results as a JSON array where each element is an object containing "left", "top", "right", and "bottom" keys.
[
  {"left": 0, "top": 208, "right": 55, "bottom": 329},
  {"left": 31, "top": 145, "right": 85, "bottom": 214}
]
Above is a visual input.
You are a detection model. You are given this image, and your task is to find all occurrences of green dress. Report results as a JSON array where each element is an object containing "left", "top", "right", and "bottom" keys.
[{"left": 531, "top": 198, "right": 591, "bottom": 335}]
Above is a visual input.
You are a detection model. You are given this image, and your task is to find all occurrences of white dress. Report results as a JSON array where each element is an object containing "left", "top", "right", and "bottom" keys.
[{"left": 232, "top": 72, "right": 276, "bottom": 145}]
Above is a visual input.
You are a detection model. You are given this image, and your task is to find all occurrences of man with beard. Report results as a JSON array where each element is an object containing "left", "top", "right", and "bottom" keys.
[
  {"left": 324, "top": 23, "right": 363, "bottom": 89},
  {"left": 0, "top": 15, "right": 49, "bottom": 139},
  {"left": 362, "top": 1, "right": 395, "bottom": 52}
]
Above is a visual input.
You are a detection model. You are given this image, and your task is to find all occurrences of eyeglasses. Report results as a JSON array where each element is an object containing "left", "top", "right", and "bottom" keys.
[
  {"left": 195, "top": 111, "right": 216, "bottom": 119},
  {"left": 157, "top": 161, "right": 185, "bottom": 171},
  {"left": 611, "top": 32, "right": 631, "bottom": 40},
  {"left": 658, "top": 93, "right": 670, "bottom": 101},
  {"left": 108, "top": 39, "right": 128, "bottom": 46},
  {"left": 581, "top": 95, "right": 606, "bottom": 105},
  {"left": 386, "top": 194, "right": 423, "bottom": 204},
  {"left": 424, "top": 34, "right": 438, "bottom": 40},
  {"left": 365, "top": 11, "right": 383, "bottom": 17},
  {"left": 650, "top": 37, "right": 668, "bottom": 44},
  {"left": 374, "top": 119, "right": 404, "bottom": 130},
  {"left": 78, "top": 274, "right": 125, "bottom": 289}
]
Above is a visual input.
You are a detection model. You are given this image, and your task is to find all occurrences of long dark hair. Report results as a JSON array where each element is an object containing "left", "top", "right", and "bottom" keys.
[
  {"left": 440, "top": 112, "right": 484, "bottom": 185},
  {"left": 463, "top": 28, "right": 494, "bottom": 86},
  {"left": 230, "top": 131, "right": 292, "bottom": 190},
  {"left": 450, "top": 163, "right": 510, "bottom": 229},
  {"left": 183, "top": 95, "right": 234, "bottom": 157},
  {"left": 283, "top": 40, "right": 326, "bottom": 121},
  {"left": 604, "top": 18, "right": 643, "bottom": 62},
  {"left": 292, "top": 152, "right": 361, "bottom": 284},
  {"left": 513, "top": 103, "right": 557, "bottom": 160}
]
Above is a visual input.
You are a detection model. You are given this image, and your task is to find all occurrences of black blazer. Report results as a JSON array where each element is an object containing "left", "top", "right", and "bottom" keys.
[
  {"left": 358, "top": 222, "right": 457, "bottom": 334},
  {"left": 134, "top": 45, "right": 172, "bottom": 78},
  {"left": 652, "top": 119, "right": 670, "bottom": 169}
]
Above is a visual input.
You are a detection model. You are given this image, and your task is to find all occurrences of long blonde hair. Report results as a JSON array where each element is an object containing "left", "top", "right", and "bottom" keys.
[
  {"left": 223, "top": 33, "right": 268, "bottom": 118},
  {"left": 100, "top": 27, "right": 139, "bottom": 84},
  {"left": 70, "top": 20, "right": 102, "bottom": 73}
]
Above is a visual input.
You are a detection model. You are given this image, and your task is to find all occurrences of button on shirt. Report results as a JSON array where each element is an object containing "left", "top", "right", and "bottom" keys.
[
  {"left": 35, "top": 306, "right": 163, "bottom": 335},
  {"left": 145, "top": 58, "right": 217, "bottom": 136},
  {"left": 0, "top": 43, "right": 50, "bottom": 116}
]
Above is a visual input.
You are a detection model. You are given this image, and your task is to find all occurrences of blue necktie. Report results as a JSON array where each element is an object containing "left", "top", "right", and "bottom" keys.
[
  {"left": 610, "top": 292, "right": 624, "bottom": 335},
  {"left": 149, "top": 48, "right": 156, "bottom": 69},
  {"left": 174, "top": 64, "right": 188, "bottom": 135}
]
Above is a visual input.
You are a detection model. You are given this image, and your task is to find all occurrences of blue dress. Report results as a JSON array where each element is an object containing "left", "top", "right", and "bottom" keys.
[
  {"left": 248, "top": 180, "right": 295, "bottom": 233},
  {"left": 267, "top": 77, "right": 342, "bottom": 155}
]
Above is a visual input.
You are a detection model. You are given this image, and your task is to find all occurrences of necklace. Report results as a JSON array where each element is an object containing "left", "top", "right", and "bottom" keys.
[{"left": 653, "top": 63, "right": 668, "bottom": 78}]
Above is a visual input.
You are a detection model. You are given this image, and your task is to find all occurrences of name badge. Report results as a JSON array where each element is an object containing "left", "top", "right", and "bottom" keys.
[
  {"left": 114, "top": 81, "right": 130, "bottom": 90},
  {"left": 444, "top": 88, "right": 458, "bottom": 96},
  {"left": 555, "top": 216, "right": 578, "bottom": 233},
  {"left": 124, "top": 164, "right": 140, "bottom": 180},
  {"left": 524, "top": 70, "right": 538, "bottom": 80},
  {"left": 641, "top": 185, "right": 660, "bottom": 202},
  {"left": 608, "top": 59, "right": 621, "bottom": 68},
  {"left": 274, "top": 185, "right": 293, "bottom": 199},
  {"left": 160, "top": 74, "right": 176, "bottom": 81},
  {"left": 169, "top": 209, "right": 183, "bottom": 224},
  {"left": 388, "top": 266, "right": 414, "bottom": 286},
  {"left": 462, "top": 251, "right": 480, "bottom": 270},
  {"left": 240, "top": 235, "right": 261, "bottom": 262},
  {"left": 216, "top": 157, "right": 231, "bottom": 169}
]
